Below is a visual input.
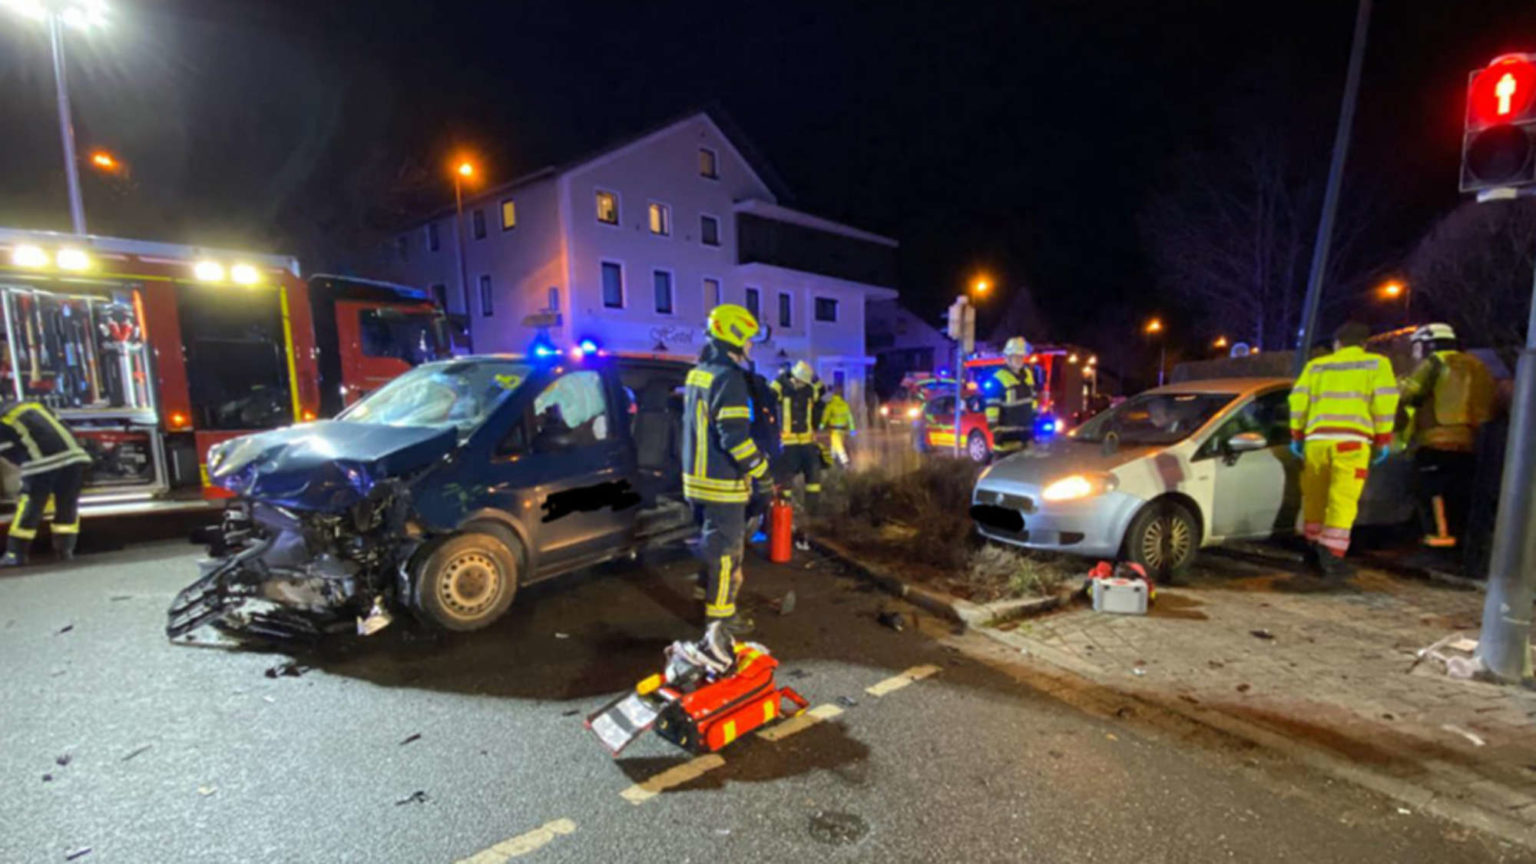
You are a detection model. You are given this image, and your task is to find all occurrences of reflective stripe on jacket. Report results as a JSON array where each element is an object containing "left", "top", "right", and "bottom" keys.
[
  {"left": 770, "top": 374, "right": 822, "bottom": 445},
  {"left": 0, "top": 402, "right": 91, "bottom": 477},
  {"left": 1399, "top": 350, "right": 1495, "bottom": 452},
  {"left": 1288, "top": 346, "right": 1399, "bottom": 446},
  {"left": 820, "top": 395, "right": 854, "bottom": 431},
  {"left": 681, "top": 345, "right": 770, "bottom": 504}
]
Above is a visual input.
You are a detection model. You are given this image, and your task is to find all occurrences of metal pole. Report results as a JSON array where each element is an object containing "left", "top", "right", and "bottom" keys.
[
  {"left": 1293, "top": 0, "right": 1372, "bottom": 376},
  {"left": 1476, "top": 258, "right": 1536, "bottom": 683},
  {"left": 453, "top": 176, "right": 473, "bottom": 352},
  {"left": 48, "top": 13, "right": 86, "bottom": 235},
  {"left": 953, "top": 341, "right": 964, "bottom": 458},
  {"left": 1158, "top": 342, "right": 1166, "bottom": 387}
]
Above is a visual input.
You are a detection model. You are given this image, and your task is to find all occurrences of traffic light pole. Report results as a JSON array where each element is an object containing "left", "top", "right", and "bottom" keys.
[{"left": 1476, "top": 240, "right": 1536, "bottom": 683}]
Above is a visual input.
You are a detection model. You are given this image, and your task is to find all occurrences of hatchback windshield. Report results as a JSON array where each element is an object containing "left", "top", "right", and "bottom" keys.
[
  {"left": 339, "top": 359, "right": 531, "bottom": 434},
  {"left": 1072, "top": 391, "right": 1237, "bottom": 446}
]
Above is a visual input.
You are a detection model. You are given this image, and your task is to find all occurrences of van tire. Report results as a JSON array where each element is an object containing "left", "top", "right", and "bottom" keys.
[
  {"left": 412, "top": 532, "right": 519, "bottom": 631},
  {"left": 967, "top": 430, "right": 991, "bottom": 463},
  {"left": 1122, "top": 499, "right": 1200, "bottom": 580}
]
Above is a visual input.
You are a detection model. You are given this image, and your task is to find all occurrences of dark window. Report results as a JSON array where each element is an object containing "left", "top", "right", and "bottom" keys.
[
  {"left": 653, "top": 270, "right": 674, "bottom": 314},
  {"left": 701, "top": 214, "right": 720, "bottom": 247},
  {"left": 501, "top": 199, "right": 516, "bottom": 230},
  {"left": 532, "top": 370, "right": 612, "bottom": 451},
  {"left": 430, "top": 283, "right": 448, "bottom": 309},
  {"left": 478, "top": 275, "right": 493, "bottom": 316},
  {"left": 699, "top": 147, "right": 718, "bottom": 178},
  {"left": 427, "top": 222, "right": 440, "bottom": 251},
  {"left": 472, "top": 209, "right": 487, "bottom": 240},
  {"left": 547, "top": 286, "right": 559, "bottom": 311},
  {"left": 359, "top": 309, "right": 445, "bottom": 365},
  {"left": 602, "top": 262, "right": 624, "bottom": 308},
  {"left": 596, "top": 190, "right": 619, "bottom": 225},
  {"left": 778, "top": 292, "right": 792, "bottom": 328},
  {"left": 814, "top": 297, "right": 838, "bottom": 322},
  {"left": 176, "top": 283, "right": 293, "bottom": 430},
  {"left": 745, "top": 287, "right": 760, "bottom": 318},
  {"left": 703, "top": 278, "right": 721, "bottom": 308},
  {"left": 736, "top": 213, "right": 897, "bottom": 287}
]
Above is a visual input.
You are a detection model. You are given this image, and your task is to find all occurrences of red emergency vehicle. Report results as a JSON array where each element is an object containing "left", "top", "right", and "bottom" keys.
[{"left": 0, "top": 228, "right": 447, "bottom": 517}]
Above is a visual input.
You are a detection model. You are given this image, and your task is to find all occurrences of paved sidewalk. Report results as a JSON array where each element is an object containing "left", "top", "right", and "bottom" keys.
[{"left": 982, "top": 553, "right": 1536, "bottom": 843}]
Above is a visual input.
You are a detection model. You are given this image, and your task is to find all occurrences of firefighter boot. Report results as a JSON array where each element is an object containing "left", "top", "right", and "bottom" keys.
[
  {"left": 1301, "top": 543, "right": 1324, "bottom": 576},
  {"left": 1318, "top": 551, "right": 1356, "bottom": 582},
  {"left": 697, "top": 620, "right": 738, "bottom": 673},
  {"left": 0, "top": 536, "right": 28, "bottom": 567},
  {"left": 52, "top": 533, "right": 77, "bottom": 561}
]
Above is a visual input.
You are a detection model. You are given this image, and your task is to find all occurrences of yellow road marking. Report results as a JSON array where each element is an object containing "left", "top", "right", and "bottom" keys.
[
  {"left": 456, "top": 818, "right": 577, "bottom": 863},
  {"left": 619, "top": 754, "right": 726, "bottom": 805},
  {"left": 757, "top": 703, "right": 843, "bottom": 742},
  {"left": 865, "top": 664, "right": 941, "bottom": 697}
]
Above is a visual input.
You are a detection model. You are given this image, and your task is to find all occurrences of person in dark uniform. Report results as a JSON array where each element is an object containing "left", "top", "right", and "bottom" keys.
[
  {"left": 771, "top": 361, "right": 824, "bottom": 549},
  {"left": 0, "top": 401, "right": 92, "bottom": 565}
]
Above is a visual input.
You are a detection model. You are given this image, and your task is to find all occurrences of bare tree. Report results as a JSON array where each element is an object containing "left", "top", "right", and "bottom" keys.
[{"left": 1405, "top": 198, "right": 1536, "bottom": 349}]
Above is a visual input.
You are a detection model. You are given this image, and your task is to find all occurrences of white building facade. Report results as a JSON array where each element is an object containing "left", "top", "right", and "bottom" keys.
[{"left": 377, "top": 112, "right": 896, "bottom": 416}]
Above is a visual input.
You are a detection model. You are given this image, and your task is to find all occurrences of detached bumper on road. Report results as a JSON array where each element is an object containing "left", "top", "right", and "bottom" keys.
[{"left": 970, "top": 482, "right": 1141, "bottom": 558}]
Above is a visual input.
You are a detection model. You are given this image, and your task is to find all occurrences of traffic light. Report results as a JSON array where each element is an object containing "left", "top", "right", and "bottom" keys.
[{"left": 1461, "top": 53, "right": 1536, "bottom": 193}]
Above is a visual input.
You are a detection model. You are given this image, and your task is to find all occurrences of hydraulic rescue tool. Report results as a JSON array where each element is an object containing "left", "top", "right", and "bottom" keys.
[{"left": 585, "top": 623, "right": 809, "bottom": 756}]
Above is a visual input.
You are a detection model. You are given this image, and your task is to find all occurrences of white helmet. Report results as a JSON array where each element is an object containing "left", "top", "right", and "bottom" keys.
[
  {"left": 1002, "top": 336, "right": 1031, "bottom": 357},
  {"left": 1411, "top": 323, "right": 1456, "bottom": 343},
  {"left": 791, "top": 360, "right": 815, "bottom": 384}
]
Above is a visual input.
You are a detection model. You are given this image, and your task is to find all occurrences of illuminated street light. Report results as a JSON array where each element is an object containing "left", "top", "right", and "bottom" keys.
[
  {"left": 2, "top": 1, "right": 110, "bottom": 234},
  {"left": 1144, "top": 317, "right": 1163, "bottom": 335},
  {"left": 1144, "top": 318, "right": 1166, "bottom": 386},
  {"left": 450, "top": 156, "right": 479, "bottom": 351},
  {"left": 457, "top": 161, "right": 474, "bottom": 178},
  {"left": 971, "top": 277, "right": 990, "bottom": 296},
  {"left": 1214, "top": 335, "right": 1229, "bottom": 350},
  {"left": 90, "top": 150, "right": 117, "bottom": 171}
]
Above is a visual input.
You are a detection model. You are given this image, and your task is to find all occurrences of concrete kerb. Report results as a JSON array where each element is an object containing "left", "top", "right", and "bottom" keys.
[{"left": 807, "top": 535, "right": 1063, "bottom": 629}]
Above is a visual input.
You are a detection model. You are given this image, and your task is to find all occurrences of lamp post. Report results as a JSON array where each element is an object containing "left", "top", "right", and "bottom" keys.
[
  {"left": 1145, "top": 317, "right": 1166, "bottom": 386},
  {"left": 1379, "top": 279, "right": 1410, "bottom": 325},
  {"left": 4, "top": 1, "right": 109, "bottom": 234},
  {"left": 452, "top": 159, "right": 476, "bottom": 352},
  {"left": 946, "top": 276, "right": 989, "bottom": 458}
]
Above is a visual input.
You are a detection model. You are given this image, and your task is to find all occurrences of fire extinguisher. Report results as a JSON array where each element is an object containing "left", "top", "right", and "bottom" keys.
[{"left": 768, "top": 492, "right": 794, "bottom": 563}]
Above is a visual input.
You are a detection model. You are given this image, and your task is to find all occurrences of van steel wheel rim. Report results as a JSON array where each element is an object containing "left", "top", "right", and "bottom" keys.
[
  {"left": 1141, "top": 514, "right": 1192, "bottom": 569},
  {"left": 969, "top": 435, "right": 987, "bottom": 461},
  {"left": 440, "top": 552, "right": 499, "bottom": 616}
]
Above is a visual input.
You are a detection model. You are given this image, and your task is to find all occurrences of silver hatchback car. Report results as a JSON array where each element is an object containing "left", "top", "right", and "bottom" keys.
[{"left": 969, "top": 378, "right": 1413, "bottom": 577}]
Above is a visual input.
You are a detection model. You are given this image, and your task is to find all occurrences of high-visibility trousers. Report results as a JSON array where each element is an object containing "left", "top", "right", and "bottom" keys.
[{"left": 1301, "top": 440, "right": 1371, "bottom": 558}]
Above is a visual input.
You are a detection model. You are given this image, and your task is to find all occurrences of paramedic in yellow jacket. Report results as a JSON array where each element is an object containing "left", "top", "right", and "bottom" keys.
[
  {"left": 1397, "top": 323, "right": 1495, "bottom": 549},
  {"left": 819, "top": 384, "right": 855, "bottom": 468},
  {"left": 1288, "top": 321, "right": 1399, "bottom": 578}
]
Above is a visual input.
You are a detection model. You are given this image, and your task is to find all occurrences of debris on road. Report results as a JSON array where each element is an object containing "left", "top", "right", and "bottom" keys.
[
  {"left": 1236, "top": 683, "right": 1252, "bottom": 694},
  {"left": 42, "top": 773, "right": 53, "bottom": 782},
  {"left": 560, "top": 709, "right": 580, "bottom": 717},
  {"left": 109, "top": 595, "right": 132, "bottom": 602},
  {"left": 554, "top": 632, "right": 570, "bottom": 639},
  {"left": 122, "top": 745, "right": 152, "bottom": 762},
  {"left": 64, "top": 846, "right": 92, "bottom": 861},
  {"left": 395, "top": 790, "right": 429, "bottom": 806},
  {"left": 56, "top": 624, "right": 74, "bottom": 635},
  {"left": 1441, "top": 724, "right": 1487, "bottom": 747},
  {"left": 836, "top": 695, "right": 858, "bottom": 708},
  {"left": 263, "top": 661, "right": 309, "bottom": 679},
  {"left": 786, "top": 668, "right": 811, "bottom": 679},
  {"left": 55, "top": 754, "right": 71, "bottom": 767},
  {"left": 877, "top": 611, "right": 905, "bottom": 632},
  {"left": 1249, "top": 629, "right": 1275, "bottom": 641},
  {"left": 778, "top": 590, "right": 797, "bottom": 616},
  {"left": 807, "top": 810, "right": 869, "bottom": 846},
  {"left": 399, "top": 733, "right": 422, "bottom": 746},
  {"left": 197, "top": 786, "right": 216, "bottom": 797}
]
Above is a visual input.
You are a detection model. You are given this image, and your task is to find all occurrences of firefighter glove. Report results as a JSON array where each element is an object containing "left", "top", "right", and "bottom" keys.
[
  {"left": 1373, "top": 446, "right": 1390, "bottom": 466},
  {"left": 1289, "top": 440, "right": 1304, "bottom": 460}
]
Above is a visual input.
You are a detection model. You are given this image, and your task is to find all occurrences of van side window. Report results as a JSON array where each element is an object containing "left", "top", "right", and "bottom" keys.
[{"left": 531, "top": 370, "right": 610, "bottom": 451}]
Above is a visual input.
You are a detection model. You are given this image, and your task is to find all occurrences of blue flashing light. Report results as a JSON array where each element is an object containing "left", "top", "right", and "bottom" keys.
[
  {"left": 531, "top": 341, "right": 560, "bottom": 358},
  {"left": 1035, "top": 414, "right": 1059, "bottom": 438},
  {"left": 578, "top": 338, "right": 599, "bottom": 353}
]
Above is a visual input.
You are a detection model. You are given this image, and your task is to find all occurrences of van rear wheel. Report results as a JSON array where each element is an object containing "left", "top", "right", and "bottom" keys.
[{"left": 412, "top": 532, "right": 519, "bottom": 631}]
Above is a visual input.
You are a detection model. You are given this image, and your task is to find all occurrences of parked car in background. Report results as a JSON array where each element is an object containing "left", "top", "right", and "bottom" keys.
[
  {"left": 969, "top": 378, "right": 1414, "bottom": 578},
  {"left": 914, "top": 390, "right": 993, "bottom": 462},
  {"left": 879, "top": 375, "right": 953, "bottom": 426}
]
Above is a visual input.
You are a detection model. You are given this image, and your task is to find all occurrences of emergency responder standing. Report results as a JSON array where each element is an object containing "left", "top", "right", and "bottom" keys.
[
  {"left": 683, "top": 304, "right": 773, "bottom": 646},
  {"left": 1288, "top": 322, "right": 1399, "bottom": 579},
  {"left": 0, "top": 400, "right": 91, "bottom": 566},
  {"left": 1397, "top": 323, "right": 1495, "bottom": 549},
  {"left": 771, "top": 360, "right": 824, "bottom": 549},
  {"left": 985, "top": 337, "right": 1038, "bottom": 455},
  {"left": 820, "top": 383, "right": 855, "bottom": 468}
]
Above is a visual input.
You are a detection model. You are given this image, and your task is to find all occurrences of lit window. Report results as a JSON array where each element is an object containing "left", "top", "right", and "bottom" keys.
[
  {"left": 699, "top": 147, "right": 718, "bottom": 179},
  {"left": 501, "top": 199, "right": 517, "bottom": 230},
  {"left": 427, "top": 222, "right": 440, "bottom": 252},
  {"left": 815, "top": 297, "right": 838, "bottom": 322},
  {"left": 745, "top": 287, "right": 760, "bottom": 319},
  {"left": 648, "top": 202, "right": 671, "bottom": 236},
  {"left": 472, "top": 209, "right": 487, "bottom": 240},
  {"left": 601, "top": 261, "right": 624, "bottom": 308},
  {"left": 596, "top": 190, "right": 619, "bottom": 225},
  {"left": 478, "top": 275, "right": 493, "bottom": 316},
  {"left": 654, "top": 270, "right": 674, "bottom": 314},
  {"left": 703, "top": 278, "right": 721, "bottom": 309},
  {"left": 700, "top": 215, "right": 720, "bottom": 247},
  {"left": 778, "top": 292, "right": 792, "bottom": 328}
]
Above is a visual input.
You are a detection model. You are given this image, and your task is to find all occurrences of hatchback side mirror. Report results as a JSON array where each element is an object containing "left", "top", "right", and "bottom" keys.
[{"left": 1226, "top": 431, "right": 1269, "bottom": 453}]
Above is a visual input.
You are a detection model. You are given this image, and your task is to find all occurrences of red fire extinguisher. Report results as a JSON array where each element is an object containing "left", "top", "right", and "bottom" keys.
[{"left": 768, "top": 493, "right": 794, "bottom": 563}]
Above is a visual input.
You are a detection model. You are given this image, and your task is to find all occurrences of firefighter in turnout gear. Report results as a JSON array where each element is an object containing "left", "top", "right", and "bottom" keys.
[
  {"left": 771, "top": 360, "right": 823, "bottom": 550},
  {"left": 820, "top": 384, "right": 855, "bottom": 468},
  {"left": 985, "top": 337, "right": 1039, "bottom": 455},
  {"left": 0, "top": 401, "right": 91, "bottom": 566},
  {"left": 1288, "top": 322, "right": 1400, "bottom": 579},
  {"left": 683, "top": 304, "right": 773, "bottom": 643},
  {"left": 1397, "top": 323, "right": 1495, "bottom": 550}
]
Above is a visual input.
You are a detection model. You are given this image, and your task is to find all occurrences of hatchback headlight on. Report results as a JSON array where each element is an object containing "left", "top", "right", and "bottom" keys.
[
  {"left": 906, "top": 406, "right": 921, "bottom": 419},
  {"left": 1040, "top": 472, "right": 1115, "bottom": 503}
]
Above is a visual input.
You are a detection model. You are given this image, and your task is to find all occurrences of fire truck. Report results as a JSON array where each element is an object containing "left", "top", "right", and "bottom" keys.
[
  {"left": 0, "top": 228, "right": 447, "bottom": 518},
  {"left": 962, "top": 343, "right": 1099, "bottom": 432}
]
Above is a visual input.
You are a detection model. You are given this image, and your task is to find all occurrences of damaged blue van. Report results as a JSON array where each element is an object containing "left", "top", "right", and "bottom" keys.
[{"left": 167, "top": 350, "right": 696, "bottom": 639}]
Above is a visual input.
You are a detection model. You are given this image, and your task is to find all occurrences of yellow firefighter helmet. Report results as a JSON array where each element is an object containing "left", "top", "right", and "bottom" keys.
[{"left": 706, "top": 304, "right": 760, "bottom": 348}]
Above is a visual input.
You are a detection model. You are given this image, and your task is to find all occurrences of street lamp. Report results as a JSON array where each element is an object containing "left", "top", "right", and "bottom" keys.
[
  {"left": 89, "top": 149, "right": 117, "bottom": 171},
  {"left": 972, "top": 277, "right": 990, "bottom": 296},
  {"left": 1144, "top": 317, "right": 1166, "bottom": 386},
  {"left": 1213, "top": 335, "right": 1229, "bottom": 351},
  {"left": 1378, "top": 279, "right": 1410, "bottom": 324},
  {"left": 3, "top": 1, "right": 108, "bottom": 234},
  {"left": 451, "top": 157, "right": 477, "bottom": 351}
]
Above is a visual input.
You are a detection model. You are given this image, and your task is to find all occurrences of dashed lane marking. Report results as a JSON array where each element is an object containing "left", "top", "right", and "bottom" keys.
[
  {"left": 756, "top": 703, "right": 844, "bottom": 742},
  {"left": 456, "top": 818, "right": 577, "bottom": 863},
  {"left": 865, "top": 664, "right": 941, "bottom": 697},
  {"left": 620, "top": 753, "right": 726, "bottom": 805}
]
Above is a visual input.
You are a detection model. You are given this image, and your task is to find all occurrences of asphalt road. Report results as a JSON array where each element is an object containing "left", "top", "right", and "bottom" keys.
[{"left": 1, "top": 538, "right": 1527, "bottom": 863}]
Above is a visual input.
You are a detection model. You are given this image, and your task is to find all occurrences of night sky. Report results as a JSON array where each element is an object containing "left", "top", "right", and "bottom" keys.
[{"left": 2, "top": 0, "right": 1534, "bottom": 353}]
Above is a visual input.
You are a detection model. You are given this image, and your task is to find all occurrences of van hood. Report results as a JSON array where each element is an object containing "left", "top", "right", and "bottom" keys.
[
  {"left": 206, "top": 421, "right": 457, "bottom": 512},
  {"left": 980, "top": 435, "right": 1161, "bottom": 487}
]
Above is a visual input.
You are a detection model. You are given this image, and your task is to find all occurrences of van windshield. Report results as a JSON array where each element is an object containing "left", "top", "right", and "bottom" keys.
[
  {"left": 339, "top": 360, "right": 531, "bottom": 434},
  {"left": 1072, "top": 392, "right": 1236, "bottom": 446}
]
